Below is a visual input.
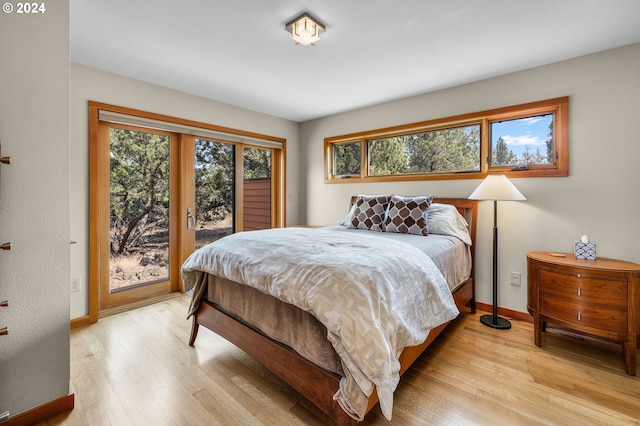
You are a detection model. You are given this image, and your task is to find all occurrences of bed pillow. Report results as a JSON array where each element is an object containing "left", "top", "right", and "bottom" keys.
[
  {"left": 428, "top": 203, "right": 472, "bottom": 245},
  {"left": 384, "top": 195, "right": 433, "bottom": 236},
  {"left": 338, "top": 202, "right": 357, "bottom": 226},
  {"left": 348, "top": 194, "right": 390, "bottom": 232}
]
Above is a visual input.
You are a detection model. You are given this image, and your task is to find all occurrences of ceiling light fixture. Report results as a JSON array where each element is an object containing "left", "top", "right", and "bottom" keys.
[{"left": 285, "top": 13, "right": 325, "bottom": 46}]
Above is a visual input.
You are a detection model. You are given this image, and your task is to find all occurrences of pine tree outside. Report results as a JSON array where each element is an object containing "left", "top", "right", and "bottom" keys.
[{"left": 368, "top": 125, "right": 480, "bottom": 176}]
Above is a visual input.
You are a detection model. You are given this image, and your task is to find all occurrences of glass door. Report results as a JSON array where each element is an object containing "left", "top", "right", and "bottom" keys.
[
  {"left": 194, "top": 138, "right": 236, "bottom": 249},
  {"left": 242, "top": 146, "right": 272, "bottom": 231},
  {"left": 101, "top": 124, "right": 180, "bottom": 311},
  {"left": 188, "top": 142, "right": 274, "bottom": 252},
  {"left": 90, "top": 104, "right": 285, "bottom": 320}
]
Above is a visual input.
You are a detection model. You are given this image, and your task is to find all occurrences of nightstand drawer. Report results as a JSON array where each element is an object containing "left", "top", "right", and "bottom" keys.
[
  {"left": 539, "top": 294, "right": 628, "bottom": 332},
  {"left": 539, "top": 267, "right": 627, "bottom": 307}
]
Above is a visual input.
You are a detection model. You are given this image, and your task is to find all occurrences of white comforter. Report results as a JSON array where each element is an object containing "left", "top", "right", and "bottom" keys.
[{"left": 181, "top": 227, "right": 459, "bottom": 421}]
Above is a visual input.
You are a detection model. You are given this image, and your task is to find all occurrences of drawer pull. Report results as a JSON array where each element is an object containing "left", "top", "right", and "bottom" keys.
[
  {"left": 577, "top": 288, "right": 581, "bottom": 296},
  {"left": 577, "top": 311, "right": 581, "bottom": 321},
  {"left": 577, "top": 273, "right": 581, "bottom": 278}
]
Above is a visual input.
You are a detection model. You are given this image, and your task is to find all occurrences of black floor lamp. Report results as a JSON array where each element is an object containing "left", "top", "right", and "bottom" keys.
[{"left": 468, "top": 175, "right": 526, "bottom": 330}]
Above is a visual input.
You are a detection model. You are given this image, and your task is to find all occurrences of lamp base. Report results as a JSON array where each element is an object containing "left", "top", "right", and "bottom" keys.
[{"left": 480, "top": 314, "right": 511, "bottom": 330}]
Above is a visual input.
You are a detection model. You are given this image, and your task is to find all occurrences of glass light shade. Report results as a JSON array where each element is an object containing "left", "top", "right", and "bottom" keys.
[
  {"left": 468, "top": 175, "right": 526, "bottom": 201},
  {"left": 286, "top": 13, "right": 325, "bottom": 46},
  {"left": 293, "top": 17, "right": 318, "bottom": 45}
]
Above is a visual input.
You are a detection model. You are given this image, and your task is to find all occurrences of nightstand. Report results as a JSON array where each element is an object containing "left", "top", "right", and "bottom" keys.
[{"left": 527, "top": 251, "right": 640, "bottom": 375}]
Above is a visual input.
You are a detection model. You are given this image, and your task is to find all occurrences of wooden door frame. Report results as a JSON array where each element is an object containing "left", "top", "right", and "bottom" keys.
[
  {"left": 91, "top": 119, "right": 181, "bottom": 317},
  {"left": 88, "top": 102, "right": 286, "bottom": 323}
]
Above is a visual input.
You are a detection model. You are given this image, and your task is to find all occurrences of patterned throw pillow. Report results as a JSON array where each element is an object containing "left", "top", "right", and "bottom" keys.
[
  {"left": 384, "top": 195, "right": 433, "bottom": 236},
  {"left": 348, "top": 195, "right": 390, "bottom": 232}
]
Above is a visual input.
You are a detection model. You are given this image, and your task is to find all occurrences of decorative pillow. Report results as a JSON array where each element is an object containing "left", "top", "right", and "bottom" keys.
[
  {"left": 384, "top": 195, "right": 433, "bottom": 236},
  {"left": 348, "top": 194, "right": 390, "bottom": 232},
  {"left": 428, "top": 203, "right": 472, "bottom": 245}
]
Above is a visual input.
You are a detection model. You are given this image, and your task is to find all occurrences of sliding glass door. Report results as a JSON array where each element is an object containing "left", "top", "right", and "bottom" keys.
[
  {"left": 242, "top": 146, "right": 272, "bottom": 232},
  {"left": 191, "top": 142, "right": 274, "bottom": 248},
  {"left": 100, "top": 124, "right": 180, "bottom": 311},
  {"left": 89, "top": 103, "right": 285, "bottom": 319},
  {"left": 194, "top": 139, "right": 235, "bottom": 249}
]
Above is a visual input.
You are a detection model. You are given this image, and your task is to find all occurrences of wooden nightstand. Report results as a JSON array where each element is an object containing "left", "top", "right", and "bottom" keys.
[{"left": 527, "top": 251, "right": 640, "bottom": 375}]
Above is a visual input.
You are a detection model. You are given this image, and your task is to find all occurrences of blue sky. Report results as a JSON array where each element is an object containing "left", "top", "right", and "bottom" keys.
[{"left": 491, "top": 114, "right": 552, "bottom": 158}]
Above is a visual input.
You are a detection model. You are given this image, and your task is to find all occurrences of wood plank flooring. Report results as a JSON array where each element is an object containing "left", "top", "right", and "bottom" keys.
[{"left": 43, "top": 295, "right": 640, "bottom": 425}]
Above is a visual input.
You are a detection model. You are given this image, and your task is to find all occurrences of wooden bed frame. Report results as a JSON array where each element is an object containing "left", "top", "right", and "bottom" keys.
[{"left": 188, "top": 198, "right": 478, "bottom": 425}]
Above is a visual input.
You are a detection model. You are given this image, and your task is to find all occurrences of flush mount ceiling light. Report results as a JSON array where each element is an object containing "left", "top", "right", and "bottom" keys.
[{"left": 285, "top": 13, "right": 325, "bottom": 46}]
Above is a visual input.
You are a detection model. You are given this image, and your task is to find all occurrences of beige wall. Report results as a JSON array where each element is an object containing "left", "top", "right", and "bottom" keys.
[
  {"left": 300, "top": 43, "right": 640, "bottom": 313},
  {"left": 70, "top": 63, "right": 300, "bottom": 319},
  {"left": 0, "top": 1, "right": 71, "bottom": 418}
]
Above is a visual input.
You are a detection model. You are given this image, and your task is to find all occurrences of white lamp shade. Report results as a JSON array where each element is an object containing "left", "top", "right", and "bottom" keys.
[{"left": 468, "top": 175, "right": 526, "bottom": 201}]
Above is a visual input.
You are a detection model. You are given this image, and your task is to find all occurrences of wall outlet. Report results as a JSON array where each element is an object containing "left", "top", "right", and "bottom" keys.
[
  {"left": 70, "top": 277, "right": 81, "bottom": 293},
  {"left": 510, "top": 271, "right": 521, "bottom": 286}
]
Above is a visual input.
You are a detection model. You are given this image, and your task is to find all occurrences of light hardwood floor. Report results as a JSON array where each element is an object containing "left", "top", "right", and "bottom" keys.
[{"left": 44, "top": 295, "right": 640, "bottom": 425}]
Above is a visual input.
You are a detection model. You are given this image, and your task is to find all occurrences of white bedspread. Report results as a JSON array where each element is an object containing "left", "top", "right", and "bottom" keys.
[{"left": 181, "top": 227, "right": 459, "bottom": 421}]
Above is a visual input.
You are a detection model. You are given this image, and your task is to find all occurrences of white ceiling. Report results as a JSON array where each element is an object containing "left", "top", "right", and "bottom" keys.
[{"left": 71, "top": 0, "right": 640, "bottom": 123}]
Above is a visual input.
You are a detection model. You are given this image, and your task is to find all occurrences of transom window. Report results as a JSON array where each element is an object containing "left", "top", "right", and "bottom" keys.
[
  {"left": 368, "top": 124, "right": 480, "bottom": 176},
  {"left": 332, "top": 141, "right": 361, "bottom": 177},
  {"left": 325, "top": 97, "right": 568, "bottom": 182},
  {"left": 490, "top": 113, "right": 554, "bottom": 169}
]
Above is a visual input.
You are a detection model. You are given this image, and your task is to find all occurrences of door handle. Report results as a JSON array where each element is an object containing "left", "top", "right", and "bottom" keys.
[{"left": 187, "top": 208, "right": 194, "bottom": 230}]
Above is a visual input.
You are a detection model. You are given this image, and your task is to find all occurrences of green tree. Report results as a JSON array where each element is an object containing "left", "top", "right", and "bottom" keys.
[
  {"left": 243, "top": 147, "right": 271, "bottom": 179},
  {"left": 369, "top": 137, "right": 408, "bottom": 175},
  {"left": 493, "top": 137, "right": 517, "bottom": 166},
  {"left": 408, "top": 127, "right": 480, "bottom": 173},
  {"left": 110, "top": 129, "right": 169, "bottom": 255},
  {"left": 195, "top": 140, "right": 234, "bottom": 223},
  {"left": 333, "top": 142, "right": 360, "bottom": 176},
  {"left": 546, "top": 121, "right": 554, "bottom": 164}
]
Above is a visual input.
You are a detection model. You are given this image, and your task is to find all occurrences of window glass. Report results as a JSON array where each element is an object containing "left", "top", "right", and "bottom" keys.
[
  {"left": 368, "top": 125, "right": 480, "bottom": 176},
  {"left": 490, "top": 114, "right": 554, "bottom": 168},
  {"left": 324, "top": 97, "right": 568, "bottom": 182},
  {"left": 109, "top": 128, "right": 170, "bottom": 292},
  {"left": 243, "top": 147, "right": 272, "bottom": 232},
  {"left": 332, "top": 141, "right": 361, "bottom": 177},
  {"left": 194, "top": 139, "right": 235, "bottom": 249}
]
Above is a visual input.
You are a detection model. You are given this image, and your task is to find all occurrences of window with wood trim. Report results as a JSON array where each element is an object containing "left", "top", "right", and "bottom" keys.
[{"left": 325, "top": 97, "right": 568, "bottom": 182}]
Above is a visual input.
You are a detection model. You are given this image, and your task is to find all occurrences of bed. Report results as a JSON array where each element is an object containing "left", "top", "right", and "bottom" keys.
[{"left": 182, "top": 196, "right": 477, "bottom": 425}]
